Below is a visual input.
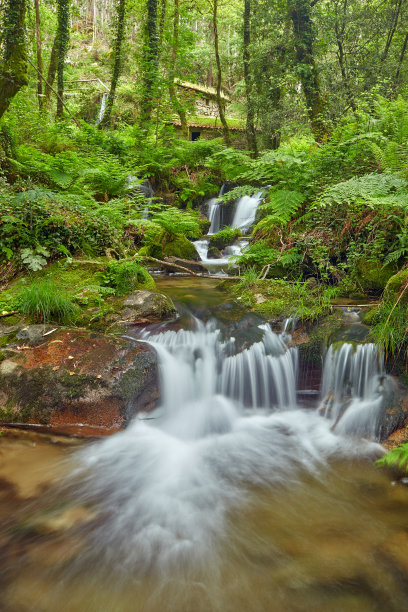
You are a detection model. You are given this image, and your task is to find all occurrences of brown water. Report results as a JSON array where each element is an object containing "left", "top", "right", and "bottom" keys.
[{"left": 1, "top": 429, "right": 408, "bottom": 612}]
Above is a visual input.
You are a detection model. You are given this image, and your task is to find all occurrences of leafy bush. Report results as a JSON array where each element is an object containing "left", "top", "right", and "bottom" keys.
[
  {"left": 376, "top": 444, "right": 408, "bottom": 473},
  {"left": 15, "top": 279, "right": 79, "bottom": 324},
  {"left": 100, "top": 260, "right": 155, "bottom": 295},
  {"left": 0, "top": 187, "right": 122, "bottom": 265}
]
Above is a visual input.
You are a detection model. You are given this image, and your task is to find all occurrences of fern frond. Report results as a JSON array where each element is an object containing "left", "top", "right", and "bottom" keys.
[{"left": 260, "top": 190, "right": 305, "bottom": 223}]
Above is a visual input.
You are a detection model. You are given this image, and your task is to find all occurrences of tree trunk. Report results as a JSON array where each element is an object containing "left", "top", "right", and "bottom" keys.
[
  {"left": 394, "top": 30, "right": 408, "bottom": 91},
  {"left": 288, "top": 0, "right": 326, "bottom": 142},
  {"left": 212, "top": 0, "right": 231, "bottom": 146},
  {"left": 56, "top": 0, "right": 70, "bottom": 119},
  {"left": 168, "top": 0, "right": 188, "bottom": 137},
  {"left": 100, "top": 0, "right": 126, "bottom": 127},
  {"left": 0, "top": 0, "right": 28, "bottom": 121},
  {"left": 43, "top": 35, "right": 58, "bottom": 108},
  {"left": 34, "top": 0, "right": 43, "bottom": 108},
  {"left": 140, "top": 0, "right": 159, "bottom": 124},
  {"left": 243, "top": 0, "right": 257, "bottom": 155}
]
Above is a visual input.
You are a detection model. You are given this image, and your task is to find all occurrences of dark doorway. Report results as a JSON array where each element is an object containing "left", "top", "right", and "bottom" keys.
[{"left": 191, "top": 131, "right": 201, "bottom": 141}]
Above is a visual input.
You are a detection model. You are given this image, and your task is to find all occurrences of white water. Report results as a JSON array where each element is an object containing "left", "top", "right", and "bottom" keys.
[
  {"left": 207, "top": 197, "right": 221, "bottom": 235},
  {"left": 95, "top": 92, "right": 108, "bottom": 125},
  {"left": 73, "top": 319, "right": 384, "bottom": 574},
  {"left": 206, "top": 188, "right": 264, "bottom": 235},
  {"left": 320, "top": 343, "right": 387, "bottom": 439},
  {"left": 231, "top": 191, "right": 264, "bottom": 233},
  {"left": 192, "top": 238, "right": 249, "bottom": 273}
]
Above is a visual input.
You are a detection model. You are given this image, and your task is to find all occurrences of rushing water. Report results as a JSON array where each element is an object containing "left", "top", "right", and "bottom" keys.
[
  {"left": 206, "top": 189, "right": 264, "bottom": 235},
  {"left": 2, "top": 279, "right": 408, "bottom": 612}
]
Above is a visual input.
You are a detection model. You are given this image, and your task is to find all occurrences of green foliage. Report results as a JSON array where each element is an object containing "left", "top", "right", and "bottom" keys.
[
  {"left": 0, "top": 187, "right": 122, "bottom": 264},
  {"left": 15, "top": 279, "right": 78, "bottom": 324},
  {"left": 376, "top": 444, "right": 408, "bottom": 473},
  {"left": 259, "top": 189, "right": 305, "bottom": 224},
  {"left": 100, "top": 260, "right": 155, "bottom": 295},
  {"left": 208, "top": 226, "right": 240, "bottom": 249},
  {"left": 151, "top": 207, "right": 202, "bottom": 239}
]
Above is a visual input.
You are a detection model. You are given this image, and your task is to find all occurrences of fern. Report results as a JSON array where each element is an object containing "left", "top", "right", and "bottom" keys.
[
  {"left": 220, "top": 185, "right": 261, "bottom": 204},
  {"left": 376, "top": 443, "right": 408, "bottom": 473},
  {"left": 371, "top": 141, "right": 405, "bottom": 174},
  {"left": 260, "top": 190, "right": 305, "bottom": 223}
]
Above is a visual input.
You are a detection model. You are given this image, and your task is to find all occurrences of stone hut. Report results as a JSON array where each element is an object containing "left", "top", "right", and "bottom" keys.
[{"left": 169, "top": 79, "right": 248, "bottom": 148}]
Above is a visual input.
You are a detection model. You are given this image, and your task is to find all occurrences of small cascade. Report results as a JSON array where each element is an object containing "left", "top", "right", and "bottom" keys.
[
  {"left": 208, "top": 198, "right": 221, "bottom": 234},
  {"left": 95, "top": 92, "right": 108, "bottom": 125},
  {"left": 142, "top": 320, "right": 297, "bottom": 415},
  {"left": 320, "top": 343, "right": 387, "bottom": 438},
  {"left": 231, "top": 191, "right": 264, "bottom": 233},
  {"left": 192, "top": 238, "right": 249, "bottom": 274}
]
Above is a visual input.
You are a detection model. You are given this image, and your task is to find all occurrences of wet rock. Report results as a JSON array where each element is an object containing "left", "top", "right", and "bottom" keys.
[
  {"left": 0, "top": 329, "right": 159, "bottom": 434},
  {"left": 207, "top": 246, "right": 222, "bottom": 259},
  {"left": 379, "top": 379, "right": 408, "bottom": 442}
]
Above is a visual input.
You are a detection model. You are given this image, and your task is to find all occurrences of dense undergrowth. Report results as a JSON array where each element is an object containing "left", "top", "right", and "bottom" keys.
[{"left": 2, "top": 95, "right": 408, "bottom": 370}]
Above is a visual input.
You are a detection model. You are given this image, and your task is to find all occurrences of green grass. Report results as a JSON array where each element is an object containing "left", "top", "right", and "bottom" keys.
[{"left": 15, "top": 279, "right": 79, "bottom": 324}]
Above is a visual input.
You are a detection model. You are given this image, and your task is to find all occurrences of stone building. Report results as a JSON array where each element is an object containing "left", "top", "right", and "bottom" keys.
[{"left": 169, "top": 79, "right": 248, "bottom": 148}]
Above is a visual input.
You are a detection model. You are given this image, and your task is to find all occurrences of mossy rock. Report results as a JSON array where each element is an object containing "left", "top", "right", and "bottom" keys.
[
  {"left": 361, "top": 306, "right": 380, "bottom": 326},
  {"left": 384, "top": 268, "right": 408, "bottom": 303},
  {"left": 209, "top": 228, "right": 241, "bottom": 251},
  {"left": 354, "top": 258, "right": 397, "bottom": 293},
  {"left": 208, "top": 246, "right": 222, "bottom": 259},
  {"left": 162, "top": 233, "right": 199, "bottom": 260}
]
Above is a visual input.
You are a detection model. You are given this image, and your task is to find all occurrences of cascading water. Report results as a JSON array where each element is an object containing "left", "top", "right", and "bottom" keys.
[
  {"left": 95, "top": 92, "right": 108, "bottom": 125},
  {"left": 230, "top": 191, "right": 264, "bottom": 233},
  {"left": 71, "top": 316, "right": 384, "bottom": 576},
  {"left": 320, "top": 342, "right": 388, "bottom": 439},
  {"left": 208, "top": 197, "right": 221, "bottom": 235}
]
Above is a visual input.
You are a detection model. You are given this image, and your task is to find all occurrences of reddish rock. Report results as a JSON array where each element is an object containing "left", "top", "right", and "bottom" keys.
[{"left": 0, "top": 329, "right": 159, "bottom": 436}]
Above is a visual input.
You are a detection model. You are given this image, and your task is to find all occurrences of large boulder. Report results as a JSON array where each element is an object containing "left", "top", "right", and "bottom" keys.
[
  {"left": 121, "top": 290, "right": 176, "bottom": 320},
  {"left": 0, "top": 329, "right": 160, "bottom": 435}
]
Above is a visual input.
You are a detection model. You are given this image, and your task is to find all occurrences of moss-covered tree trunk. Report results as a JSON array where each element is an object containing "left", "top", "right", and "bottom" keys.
[
  {"left": 168, "top": 0, "right": 188, "bottom": 137},
  {"left": 0, "top": 0, "right": 28, "bottom": 121},
  {"left": 56, "top": 0, "right": 70, "bottom": 119},
  {"left": 34, "top": 0, "right": 43, "bottom": 108},
  {"left": 243, "top": 0, "right": 257, "bottom": 155},
  {"left": 43, "top": 35, "right": 58, "bottom": 109},
  {"left": 100, "top": 0, "right": 126, "bottom": 127},
  {"left": 288, "top": 0, "right": 326, "bottom": 142},
  {"left": 140, "top": 0, "right": 159, "bottom": 125},
  {"left": 213, "top": 0, "right": 231, "bottom": 146}
]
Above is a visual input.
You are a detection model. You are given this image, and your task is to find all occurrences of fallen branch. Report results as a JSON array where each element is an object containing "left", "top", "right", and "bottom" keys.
[{"left": 0, "top": 310, "right": 18, "bottom": 318}]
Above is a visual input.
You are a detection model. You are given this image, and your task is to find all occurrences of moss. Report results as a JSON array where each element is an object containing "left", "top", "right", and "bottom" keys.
[
  {"left": 298, "top": 313, "right": 343, "bottom": 365},
  {"left": 0, "top": 330, "right": 18, "bottom": 347},
  {"left": 209, "top": 227, "right": 241, "bottom": 250},
  {"left": 162, "top": 233, "right": 199, "bottom": 260},
  {"left": 361, "top": 306, "right": 380, "bottom": 326},
  {"left": 354, "top": 258, "right": 397, "bottom": 293},
  {"left": 384, "top": 268, "right": 408, "bottom": 303}
]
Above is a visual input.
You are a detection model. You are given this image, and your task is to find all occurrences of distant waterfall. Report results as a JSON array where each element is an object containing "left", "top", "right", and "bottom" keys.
[
  {"left": 95, "top": 92, "right": 109, "bottom": 125},
  {"left": 320, "top": 343, "right": 387, "bottom": 439}
]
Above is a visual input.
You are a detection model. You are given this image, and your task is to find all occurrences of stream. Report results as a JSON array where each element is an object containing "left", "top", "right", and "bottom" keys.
[{"left": 1, "top": 278, "right": 408, "bottom": 612}]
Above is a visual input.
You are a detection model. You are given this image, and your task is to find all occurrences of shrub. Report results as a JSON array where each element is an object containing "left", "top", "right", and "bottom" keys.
[
  {"left": 100, "top": 260, "right": 155, "bottom": 295},
  {"left": 15, "top": 280, "right": 79, "bottom": 324}
]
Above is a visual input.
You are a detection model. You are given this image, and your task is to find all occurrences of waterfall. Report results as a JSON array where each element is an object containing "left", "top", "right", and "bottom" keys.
[
  {"left": 95, "top": 92, "right": 108, "bottom": 125},
  {"left": 320, "top": 343, "right": 387, "bottom": 439},
  {"left": 208, "top": 198, "right": 221, "bottom": 234},
  {"left": 231, "top": 191, "right": 264, "bottom": 233},
  {"left": 72, "top": 318, "right": 384, "bottom": 574}
]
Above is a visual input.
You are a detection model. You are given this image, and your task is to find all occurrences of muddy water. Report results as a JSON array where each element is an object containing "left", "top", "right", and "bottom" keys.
[{"left": 2, "top": 279, "right": 408, "bottom": 612}]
